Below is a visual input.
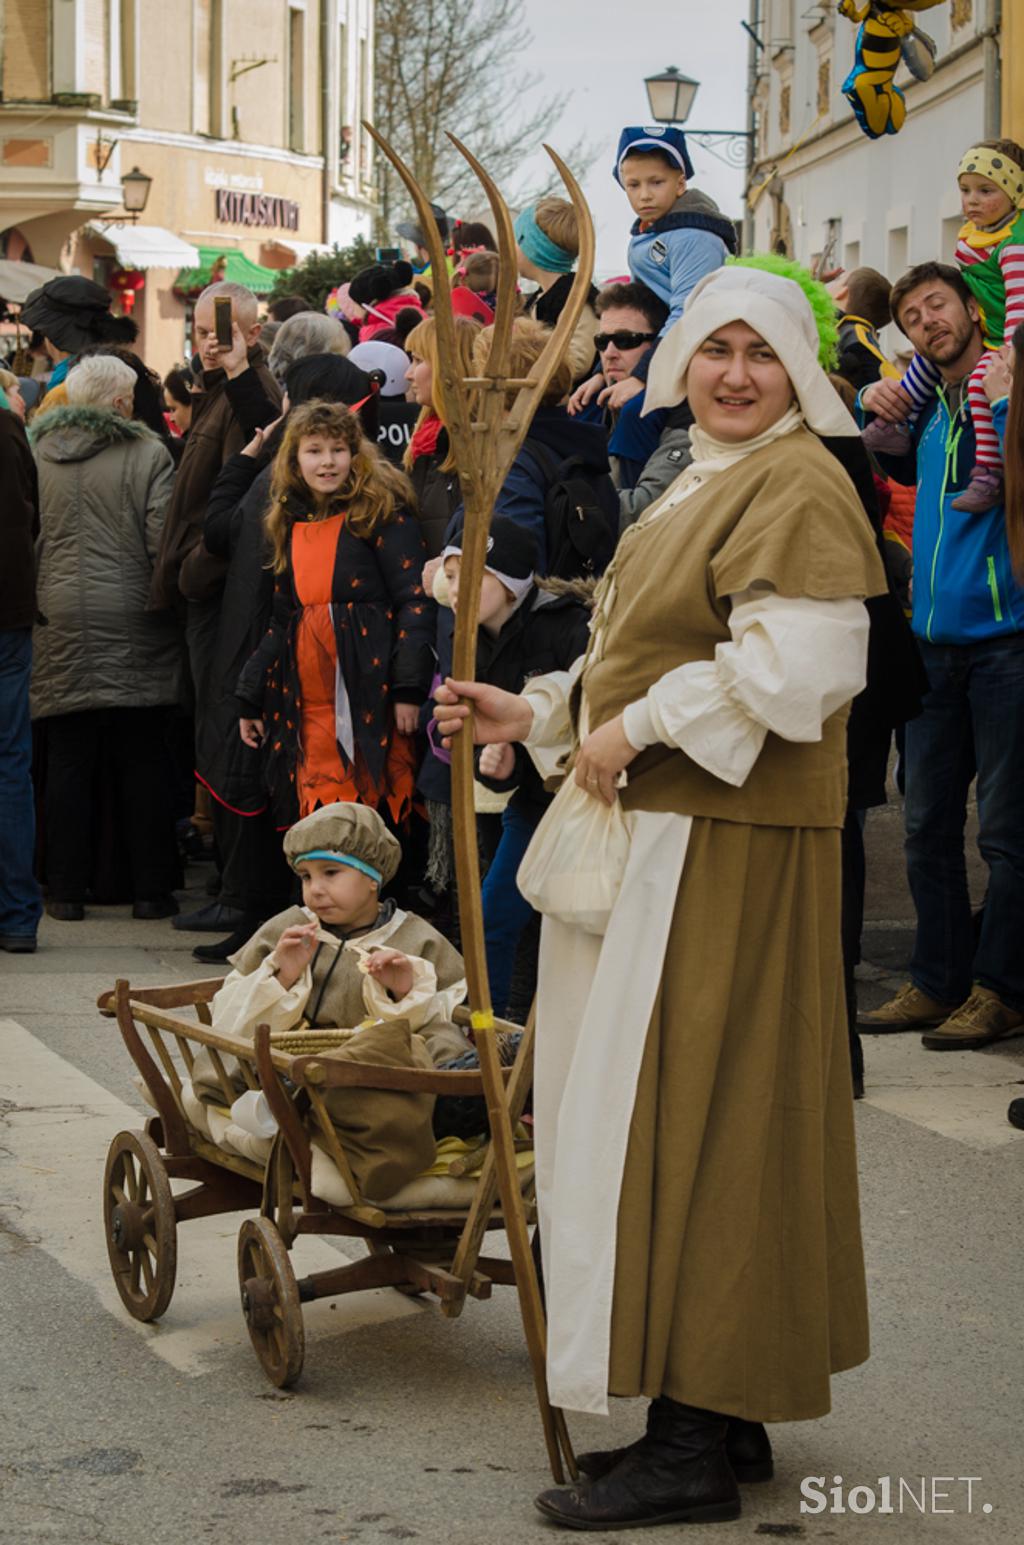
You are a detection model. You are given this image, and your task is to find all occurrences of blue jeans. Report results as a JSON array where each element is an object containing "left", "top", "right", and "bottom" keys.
[
  {"left": 0, "top": 628, "right": 42, "bottom": 937},
  {"left": 905, "top": 634, "right": 1024, "bottom": 1009},
  {"left": 482, "top": 800, "right": 540, "bottom": 1018}
]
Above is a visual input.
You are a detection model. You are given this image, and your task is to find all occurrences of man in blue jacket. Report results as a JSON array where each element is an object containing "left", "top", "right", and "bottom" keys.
[{"left": 859, "top": 261, "right": 1024, "bottom": 1050}]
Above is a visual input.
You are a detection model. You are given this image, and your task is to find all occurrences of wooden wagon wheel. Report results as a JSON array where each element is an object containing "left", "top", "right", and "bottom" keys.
[
  {"left": 237, "top": 1216, "right": 305, "bottom": 1388},
  {"left": 103, "top": 1129, "right": 177, "bottom": 1322}
]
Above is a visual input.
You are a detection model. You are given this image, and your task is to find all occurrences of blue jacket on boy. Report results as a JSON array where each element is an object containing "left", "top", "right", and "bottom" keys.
[{"left": 628, "top": 187, "right": 738, "bottom": 337}]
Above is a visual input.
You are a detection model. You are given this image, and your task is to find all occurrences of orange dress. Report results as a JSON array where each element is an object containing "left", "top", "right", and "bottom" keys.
[{"left": 290, "top": 515, "right": 418, "bottom": 823}]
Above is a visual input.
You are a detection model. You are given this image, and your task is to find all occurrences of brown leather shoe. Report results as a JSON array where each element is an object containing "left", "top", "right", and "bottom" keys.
[
  {"left": 921, "top": 987, "right": 1024, "bottom": 1051},
  {"left": 858, "top": 982, "right": 960, "bottom": 1033}
]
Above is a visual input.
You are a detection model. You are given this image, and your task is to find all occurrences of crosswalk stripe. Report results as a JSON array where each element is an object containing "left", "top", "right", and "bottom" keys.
[
  {"left": 0, "top": 1018, "right": 421, "bottom": 1376},
  {"left": 860, "top": 1032, "right": 1024, "bottom": 1151}
]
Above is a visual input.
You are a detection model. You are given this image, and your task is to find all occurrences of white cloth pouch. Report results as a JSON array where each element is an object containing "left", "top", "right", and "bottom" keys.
[{"left": 517, "top": 774, "right": 631, "bottom": 935}]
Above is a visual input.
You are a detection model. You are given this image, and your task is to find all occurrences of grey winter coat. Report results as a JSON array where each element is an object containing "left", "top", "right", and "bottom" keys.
[
  {"left": 29, "top": 405, "right": 182, "bottom": 720},
  {"left": 618, "top": 423, "right": 693, "bottom": 531}
]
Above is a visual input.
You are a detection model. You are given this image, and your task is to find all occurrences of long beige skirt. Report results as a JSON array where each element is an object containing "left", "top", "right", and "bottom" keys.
[{"left": 607, "top": 816, "right": 870, "bottom": 1422}]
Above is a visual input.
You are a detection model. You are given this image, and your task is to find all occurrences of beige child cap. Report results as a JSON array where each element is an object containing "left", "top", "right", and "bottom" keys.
[{"left": 282, "top": 802, "right": 401, "bottom": 886}]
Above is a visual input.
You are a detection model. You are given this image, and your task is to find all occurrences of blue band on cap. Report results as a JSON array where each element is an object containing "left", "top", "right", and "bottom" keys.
[
  {"left": 292, "top": 850, "right": 383, "bottom": 884},
  {"left": 514, "top": 207, "right": 576, "bottom": 275}
]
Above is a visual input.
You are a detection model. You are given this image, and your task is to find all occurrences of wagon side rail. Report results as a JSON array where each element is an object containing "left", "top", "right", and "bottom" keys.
[
  {"left": 102, "top": 982, "right": 295, "bottom": 1159},
  {"left": 252, "top": 1021, "right": 523, "bottom": 1227}
]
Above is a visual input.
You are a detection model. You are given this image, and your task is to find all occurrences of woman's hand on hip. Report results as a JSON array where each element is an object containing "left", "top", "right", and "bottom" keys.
[
  {"left": 433, "top": 678, "right": 533, "bottom": 748},
  {"left": 574, "top": 714, "right": 638, "bottom": 806}
]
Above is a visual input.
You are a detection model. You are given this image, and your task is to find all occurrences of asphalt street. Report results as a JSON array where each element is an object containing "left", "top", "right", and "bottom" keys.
[{"left": 2, "top": 795, "right": 1023, "bottom": 1545}]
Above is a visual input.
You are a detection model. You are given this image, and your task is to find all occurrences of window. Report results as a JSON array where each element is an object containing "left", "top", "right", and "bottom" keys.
[
  {"left": 942, "top": 216, "right": 963, "bottom": 262},
  {"left": 844, "top": 240, "right": 861, "bottom": 271},
  {"left": 288, "top": 4, "right": 305, "bottom": 153},
  {"left": 359, "top": 35, "right": 370, "bottom": 180},
  {"left": 108, "top": 0, "right": 123, "bottom": 101},
  {"left": 193, "top": 0, "right": 210, "bottom": 134},
  {"left": 888, "top": 226, "right": 908, "bottom": 278},
  {"left": 115, "top": 0, "right": 139, "bottom": 106},
  {"left": 338, "top": 19, "right": 350, "bottom": 171},
  {"left": 779, "top": 83, "right": 791, "bottom": 138},
  {"left": 823, "top": 216, "right": 842, "bottom": 271},
  {"left": 816, "top": 56, "right": 831, "bottom": 119}
]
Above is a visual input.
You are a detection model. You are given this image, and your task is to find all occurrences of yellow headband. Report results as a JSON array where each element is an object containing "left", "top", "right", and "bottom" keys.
[{"left": 958, "top": 147, "right": 1024, "bottom": 210}]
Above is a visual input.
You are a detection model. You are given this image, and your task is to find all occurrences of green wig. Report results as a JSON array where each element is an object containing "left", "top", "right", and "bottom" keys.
[{"left": 726, "top": 252, "right": 840, "bottom": 371}]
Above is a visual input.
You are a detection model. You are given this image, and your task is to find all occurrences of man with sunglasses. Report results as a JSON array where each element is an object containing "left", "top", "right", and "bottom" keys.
[{"left": 584, "top": 283, "right": 671, "bottom": 491}]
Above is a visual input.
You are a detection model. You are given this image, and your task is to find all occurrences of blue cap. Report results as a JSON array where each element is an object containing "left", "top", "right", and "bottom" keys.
[{"left": 614, "top": 125, "right": 694, "bottom": 184}]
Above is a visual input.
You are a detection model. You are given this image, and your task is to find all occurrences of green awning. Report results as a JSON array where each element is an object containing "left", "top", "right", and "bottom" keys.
[{"left": 174, "top": 246, "right": 281, "bottom": 296}]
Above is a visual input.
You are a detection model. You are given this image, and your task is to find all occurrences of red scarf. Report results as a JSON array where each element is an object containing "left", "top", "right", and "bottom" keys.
[{"left": 408, "top": 413, "right": 444, "bottom": 463}]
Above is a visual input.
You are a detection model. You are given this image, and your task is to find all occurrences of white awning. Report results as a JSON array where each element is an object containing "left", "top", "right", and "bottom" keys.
[
  {"left": 85, "top": 224, "right": 201, "bottom": 270},
  {"left": 0, "top": 259, "right": 64, "bottom": 304}
]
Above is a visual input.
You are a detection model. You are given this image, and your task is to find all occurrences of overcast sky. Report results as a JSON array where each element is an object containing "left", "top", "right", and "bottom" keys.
[{"left": 513, "top": 0, "right": 750, "bottom": 278}]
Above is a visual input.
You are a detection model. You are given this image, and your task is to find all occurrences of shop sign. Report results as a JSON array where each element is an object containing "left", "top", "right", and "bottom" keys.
[{"left": 214, "top": 189, "right": 300, "bottom": 230}]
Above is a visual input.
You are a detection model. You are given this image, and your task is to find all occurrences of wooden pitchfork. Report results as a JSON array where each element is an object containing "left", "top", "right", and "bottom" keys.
[{"left": 364, "top": 121, "right": 595, "bottom": 1484}]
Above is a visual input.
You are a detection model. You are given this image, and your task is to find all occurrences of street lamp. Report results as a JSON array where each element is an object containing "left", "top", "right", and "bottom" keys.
[
  {"left": 644, "top": 67, "right": 699, "bottom": 127},
  {"left": 120, "top": 166, "right": 153, "bottom": 222},
  {"left": 642, "top": 65, "right": 752, "bottom": 169}
]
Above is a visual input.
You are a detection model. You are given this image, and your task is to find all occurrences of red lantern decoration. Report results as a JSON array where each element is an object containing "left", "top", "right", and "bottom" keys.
[{"left": 110, "top": 266, "right": 146, "bottom": 314}]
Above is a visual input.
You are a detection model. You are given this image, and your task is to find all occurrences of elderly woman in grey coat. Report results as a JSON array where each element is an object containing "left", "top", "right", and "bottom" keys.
[{"left": 31, "top": 354, "right": 182, "bottom": 920}]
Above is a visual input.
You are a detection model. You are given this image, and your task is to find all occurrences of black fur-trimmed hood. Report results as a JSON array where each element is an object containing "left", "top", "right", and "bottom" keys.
[{"left": 30, "top": 405, "right": 164, "bottom": 463}]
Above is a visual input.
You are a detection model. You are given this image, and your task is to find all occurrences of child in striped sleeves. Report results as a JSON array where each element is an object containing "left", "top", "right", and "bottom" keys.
[{"left": 864, "top": 138, "right": 1024, "bottom": 513}]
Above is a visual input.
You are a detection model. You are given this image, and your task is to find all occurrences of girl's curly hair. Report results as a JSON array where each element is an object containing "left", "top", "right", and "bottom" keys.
[{"left": 266, "top": 400, "right": 414, "bottom": 573}]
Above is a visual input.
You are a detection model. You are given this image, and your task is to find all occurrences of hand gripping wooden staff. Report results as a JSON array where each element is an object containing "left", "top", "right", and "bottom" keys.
[{"left": 364, "top": 122, "right": 594, "bottom": 1483}]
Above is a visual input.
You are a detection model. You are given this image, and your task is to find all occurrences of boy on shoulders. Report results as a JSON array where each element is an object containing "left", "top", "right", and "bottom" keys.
[{"left": 576, "top": 125, "right": 737, "bottom": 414}]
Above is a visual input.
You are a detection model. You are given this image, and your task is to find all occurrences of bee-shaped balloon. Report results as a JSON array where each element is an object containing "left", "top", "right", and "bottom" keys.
[{"left": 839, "top": 1, "right": 946, "bottom": 139}]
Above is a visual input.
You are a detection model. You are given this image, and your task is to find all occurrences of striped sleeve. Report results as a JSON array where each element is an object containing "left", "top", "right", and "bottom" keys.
[
  {"left": 956, "top": 238, "right": 985, "bottom": 270},
  {"left": 998, "top": 243, "right": 1024, "bottom": 341}
]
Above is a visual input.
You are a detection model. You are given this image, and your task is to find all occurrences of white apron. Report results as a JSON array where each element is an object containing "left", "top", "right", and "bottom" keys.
[{"left": 534, "top": 809, "right": 691, "bottom": 1415}]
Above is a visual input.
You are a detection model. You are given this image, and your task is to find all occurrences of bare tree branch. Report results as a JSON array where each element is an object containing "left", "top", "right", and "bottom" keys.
[{"left": 373, "top": 0, "right": 595, "bottom": 238}]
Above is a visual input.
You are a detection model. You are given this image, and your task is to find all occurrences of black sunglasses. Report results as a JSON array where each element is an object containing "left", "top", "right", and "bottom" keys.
[{"left": 594, "top": 330, "right": 656, "bottom": 352}]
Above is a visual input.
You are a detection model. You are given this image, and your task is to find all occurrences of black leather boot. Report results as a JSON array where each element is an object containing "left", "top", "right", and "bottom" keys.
[
  {"left": 535, "top": 1399, "right": 741, "bottom": 1530},
  {"left": 575, "top": 1401, "right": 773, "bottom": 1486}
]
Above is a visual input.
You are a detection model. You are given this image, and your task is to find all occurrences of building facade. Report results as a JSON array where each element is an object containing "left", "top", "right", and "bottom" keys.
[
  {"left": 0, "top": 0, "right": 375, "bottom": 373},
  {"left": 745, "top": 0, "right": 1011, "bottom": 283}
]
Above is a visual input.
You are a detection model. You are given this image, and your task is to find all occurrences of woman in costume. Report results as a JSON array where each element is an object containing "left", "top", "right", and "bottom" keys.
[{"left": 436, "top": 264, "right": 887, "bottom": 1531}]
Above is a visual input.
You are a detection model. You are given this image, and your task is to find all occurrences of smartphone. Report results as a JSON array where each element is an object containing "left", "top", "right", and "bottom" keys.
[
  {"left": 375, "top": 246, "right": 401, "bottom": 263},
  {"left": 214, "top": 295, "right": 233, "bottom": 348}
]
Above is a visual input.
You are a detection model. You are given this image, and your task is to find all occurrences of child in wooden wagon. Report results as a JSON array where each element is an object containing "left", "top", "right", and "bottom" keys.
[
  {"left": 191, "top": 802, "right": 476, "bottom": 1199},
  {"left": 208, "top": 801, "right": 469, "bottom": 1061}
]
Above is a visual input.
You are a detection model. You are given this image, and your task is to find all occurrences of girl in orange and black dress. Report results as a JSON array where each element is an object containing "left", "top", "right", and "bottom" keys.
[{"left": 235, "top": 401, "right": 434, "bottom": 833}]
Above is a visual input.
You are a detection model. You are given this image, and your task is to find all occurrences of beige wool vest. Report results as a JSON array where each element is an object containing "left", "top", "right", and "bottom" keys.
[{"left": 583, "top": 429, "right": 887, "bottom": 829}]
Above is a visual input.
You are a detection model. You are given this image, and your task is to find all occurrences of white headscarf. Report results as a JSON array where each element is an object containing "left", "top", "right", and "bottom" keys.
[{"left": 643, "top": 265, "right": 858, "bottom": 439}]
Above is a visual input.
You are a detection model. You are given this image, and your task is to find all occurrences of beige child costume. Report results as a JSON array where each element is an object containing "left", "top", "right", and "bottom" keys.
[
  {"left": 522, "top": 266, "right": 887, "bottom": 1421},
  {"left": 192, "top": 803, "right": 470, "bottom": 1200}
]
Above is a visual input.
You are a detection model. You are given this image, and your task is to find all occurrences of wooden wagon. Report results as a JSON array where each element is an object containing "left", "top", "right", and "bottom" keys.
[{"left": 97, "top": 979, "right": 543, "bottom": 1397}]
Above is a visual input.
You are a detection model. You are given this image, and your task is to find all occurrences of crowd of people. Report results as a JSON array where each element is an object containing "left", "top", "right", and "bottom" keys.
[{"left": 3, "top": 118, "right": 1024, "bottom": 1531}]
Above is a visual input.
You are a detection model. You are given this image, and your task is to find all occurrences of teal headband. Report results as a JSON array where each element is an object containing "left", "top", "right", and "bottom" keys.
[
  {"left": 292, "top": 850, "right": 382, "bottom": 884},
  {"left": 514, "top": 206, "right": 576, "bottom": 275}
]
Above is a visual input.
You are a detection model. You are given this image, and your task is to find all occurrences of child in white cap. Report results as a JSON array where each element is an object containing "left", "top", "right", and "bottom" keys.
[{"left": 208, "top": 800, "right": 469, "bottom": 1065}]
